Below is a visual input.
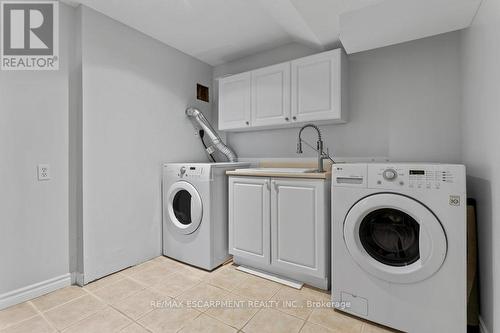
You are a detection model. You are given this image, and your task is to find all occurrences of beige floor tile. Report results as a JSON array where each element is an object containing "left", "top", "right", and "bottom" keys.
[
  {"left": 175, "top": 265, "right": 210, "bottom": 280},
  {"left": 92, "top": 277, "right": 145, "bottom": 304},
  {"left": 232, "top": 274, "right": 281, "bottom": 300},
  {"left": 243, "top": 308, "right": 304, "bottom": 333},
  {"left": 361, "top": 322, "right": 398, "bottom": 333},
  {"left": 120, "top": 322, "right": 150, "bottom": 333},
  {"left": 84, "top": 272, "right": 125, "bottom": 292},
  {"left": 271, "top": 286, "right": 319, "bottom": 320},
  {"left": 0, "top": 302, "right": 38, "bottom": 330},
  {"left": 112, "top": 289, "right": 167, "bottom": 320},
  {"left": 206, "top": 267, "right": 247, "bottom": 291},
  {"left": 31, "top": 286, "right": 87, "bottom": 312},
  {"left": 300, "top": 322, "right": 340, "bottom": 333},
  {"left": 308, "top": 308, "right": 363, "bottom": 333},
  {"left": 137, "top": 307, "right": 200, "bottom": 333},
  {"left": 302, "top": 285, "right": 331, "bottom": 301},
  {"left": 176, "top": 283, "right": 228, "bottom": 312},
  {"left": 205, "top": 292, "right": 259, "bottom": 329},
  {"left": 152, "top": 256, "right": 185, "bottom": 270},
  {"left": 179, "top": 314, "right": 236, "bottom": 333},
  {"left": 62, "top": 307, "right": 132, "bottom": 333},
  {"left": 0, "top": 315, "right": 55, "bottom": 333},
  {"left": 129, "top": 264, "right": 178, "bottom": 286},
  {"left": 151, "top": 272, "right": 201, "bottom": 298},
  {"left": 121, "top": 260, "right": 160, "bottom": 276},
  {"left": 44, "top": 294, "right": 105, "bottom": 330}
]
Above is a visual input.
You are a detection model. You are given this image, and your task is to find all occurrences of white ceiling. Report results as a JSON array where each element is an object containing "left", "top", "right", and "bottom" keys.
[
  {"left": 62, "top": 0, "right": 382, "bottom": 66},
  {"left": 63, "top": 0, "right": 479, "bottom": 66}
]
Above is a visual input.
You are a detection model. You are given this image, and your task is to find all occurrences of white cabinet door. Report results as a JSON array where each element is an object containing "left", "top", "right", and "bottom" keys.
[
  {"left": 291, "top": 49, "right": 346, "bottom": 123},
  {"left": 270, "top": 178, "right": 327, "bottom": 278},
  {"left": 229, "top": 177, "right": 271, "bottom": 265},
  {"left": 218, "top": 72, "right": 251, "bottom": 130},
  {"left": 251, "top": 63, "right": 291, "bottom": 127}
]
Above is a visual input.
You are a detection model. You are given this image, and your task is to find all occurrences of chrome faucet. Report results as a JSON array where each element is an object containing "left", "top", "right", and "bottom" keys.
[{"left": 296, "top": 124, "right": 334, "bottom": 172}]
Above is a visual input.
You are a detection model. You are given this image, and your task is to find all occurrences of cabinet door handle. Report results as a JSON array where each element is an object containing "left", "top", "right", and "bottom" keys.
[
  {"left": 292, "top": 116, "right": 297, "bottom": 121},
  {"left": 245, "top": 121, "right": 250, "bottom": 125},
  {"left": 285, "top": 117, "right": 289, "bottom": 121},
  {"left": 272, "top": 181, "right": 279, "bottom": 192}
]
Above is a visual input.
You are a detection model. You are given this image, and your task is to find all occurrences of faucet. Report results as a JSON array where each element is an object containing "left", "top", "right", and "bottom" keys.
[{"left": 296, "top": 124, "right": 334, "bottom": 172}]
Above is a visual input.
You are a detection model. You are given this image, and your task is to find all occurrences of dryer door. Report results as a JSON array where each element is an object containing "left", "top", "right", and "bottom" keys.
[
  {"left": 343, "top": 193, "right": 447, "bottom": 284},
  {"left": 166, "top": 181, "right": 203, "bottom": 235}
]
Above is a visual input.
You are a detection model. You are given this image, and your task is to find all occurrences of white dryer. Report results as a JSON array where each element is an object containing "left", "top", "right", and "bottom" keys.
[
  {"left": 162, "top": 162, "right": 250, "bottom": 270},
  {"left": 332, "top": 163, "right": 466, "bottom": 333}
]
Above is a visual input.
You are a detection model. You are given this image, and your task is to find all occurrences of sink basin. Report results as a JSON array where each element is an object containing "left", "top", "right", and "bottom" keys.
[{"left": 235, "top": 168, "right": 317, "bottom": 174}]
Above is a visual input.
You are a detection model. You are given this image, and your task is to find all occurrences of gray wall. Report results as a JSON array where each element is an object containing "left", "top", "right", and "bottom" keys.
[
  {"left": 78, "top": 7, "right": 212, "bottom": 282},
  {"left": 214, "top": 33, "right": 462, "bottom": 163},
  {"left": 461, "top": 0, "right": 500, "bottom": 331},
  {"left": 0, "top": 4, "right": 74, "bottom": 295}
]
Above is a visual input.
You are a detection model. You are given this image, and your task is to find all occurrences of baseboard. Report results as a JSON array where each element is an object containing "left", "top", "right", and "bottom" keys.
[
  {"left": 479, "top": 317, "right": 489, "bottom": 333},
  {"left": 0, "top": 274, "right": 71, "bottom": 310},
  {"left": 236, "top": 265, "right": 304, "bottom": 289},
  {"left": 73, "top": 272, "right": 85, "bottom": 286}
]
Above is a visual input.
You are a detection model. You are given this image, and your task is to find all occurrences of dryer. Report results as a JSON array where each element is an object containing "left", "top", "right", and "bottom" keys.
[
  {"left": 332, "top": 163, "right": 466, "bottom": 333},
  {"left": 162, "top": 162, "right": 250, "bottom": 270}
]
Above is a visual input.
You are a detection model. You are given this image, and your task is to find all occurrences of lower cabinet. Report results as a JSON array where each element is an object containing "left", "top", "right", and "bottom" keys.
[
  {"left": 228, "top": 177, "right": 271, "bottom": 265},
  {"left": 228, "top": 176, "right": 330, "bottom": 289}
]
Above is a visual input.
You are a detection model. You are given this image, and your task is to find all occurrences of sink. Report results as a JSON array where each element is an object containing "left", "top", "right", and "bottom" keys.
[{"left": 235, "top": 168, "right": 317, "bottom": 174}]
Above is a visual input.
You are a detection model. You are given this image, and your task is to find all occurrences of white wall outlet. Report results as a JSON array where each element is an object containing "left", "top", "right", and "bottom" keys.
[{"left": 37, "top": 164, "right": 51, "bottom": 181}]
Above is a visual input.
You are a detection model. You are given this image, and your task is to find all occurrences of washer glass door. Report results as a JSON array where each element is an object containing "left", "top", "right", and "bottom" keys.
[
  {"left": 344, "top": 193, "right": 447, "bottom": 284},
  {"left": 167, "top": 181, "right": 203, "bottom": 234}
]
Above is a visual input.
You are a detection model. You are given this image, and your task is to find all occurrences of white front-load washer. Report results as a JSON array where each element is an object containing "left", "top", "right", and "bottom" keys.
[
  {"left": 332, "top": 163, "right": 466, "bottom": 333},
  {"left": 162, "top": 162, "right": 249, "bottom": 270}
]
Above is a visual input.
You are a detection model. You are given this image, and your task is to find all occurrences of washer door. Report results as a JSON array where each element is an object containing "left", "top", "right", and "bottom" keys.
[
  {"left": 344, "top": 193, "right": 447, "bottom": 284},
  {"left": 166, "top": 181, "right": 203, "bottom": 235}
]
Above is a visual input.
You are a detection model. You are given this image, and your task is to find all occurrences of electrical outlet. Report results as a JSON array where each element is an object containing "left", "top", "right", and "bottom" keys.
[{"left": 37, "top": 164, "right": 51, "bottom": 181}]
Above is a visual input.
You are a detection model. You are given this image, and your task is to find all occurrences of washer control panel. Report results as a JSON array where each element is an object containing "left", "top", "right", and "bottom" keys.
[
  {"left": 369, "top": 164, "right": 456, "bottom": 190},
  {"left": 179, "top": 165, "right": 204, "bottom": 179},
  {"left": 333, "top": 163, "right": 465, "bottom": 193},
  {"left": 164, "top": 164, "right": 210, "bottom": 180}
]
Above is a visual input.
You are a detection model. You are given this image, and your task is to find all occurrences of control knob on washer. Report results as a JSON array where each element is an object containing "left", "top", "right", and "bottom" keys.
[
  {"left": 180, "top": 166, "right": 187, "bottom": 176},
  {"left": 383, "top": 169, "right": 397, "bottom": 181}
]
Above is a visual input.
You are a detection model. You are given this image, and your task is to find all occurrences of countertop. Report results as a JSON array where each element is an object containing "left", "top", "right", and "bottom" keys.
[{"left": 226, "top": 160, "right": 332, "bottom": 179}]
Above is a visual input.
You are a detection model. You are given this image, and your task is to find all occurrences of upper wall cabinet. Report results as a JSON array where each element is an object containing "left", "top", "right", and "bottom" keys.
[
  {"left": 291, "top": 50, "right": 345, "bottom": 123},
  {"left": 218, "top": 72, "right": 252, "bottom": 130},
  {"left": 218, "top": 49, "right": 347, "bottom": 132},
  {"left": 251, "top": 63, "right": 291, "bottom": 127}
]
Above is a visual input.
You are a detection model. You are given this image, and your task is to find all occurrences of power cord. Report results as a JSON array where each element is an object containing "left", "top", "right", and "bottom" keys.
[{"left": 199, "top": 130, "right": 216, "bottom": 162}]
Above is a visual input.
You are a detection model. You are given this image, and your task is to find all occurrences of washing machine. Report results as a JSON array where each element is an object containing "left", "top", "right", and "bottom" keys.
[
  {"left": 162, "top": 162, "right": 250, "bottom": 270},
  {"left": 331, "top": 163, "right": 466, "bottom": 333}
]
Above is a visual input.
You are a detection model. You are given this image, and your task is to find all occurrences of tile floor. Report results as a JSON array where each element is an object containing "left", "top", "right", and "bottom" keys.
[{"left": 0, "top": 257, "right": 397, "bottom": 333}]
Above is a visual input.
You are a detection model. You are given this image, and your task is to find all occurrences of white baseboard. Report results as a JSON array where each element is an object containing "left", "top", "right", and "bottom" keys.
[
  {"left": 73, "top": 272, "right": 85, "bottom": 286},
  {"left": 236, "top": 265, "right": 303, "bottom": 289},
  {"left": 479, "top": 316, "right": 489, "bottom": 333},
  {"left": 0, "top": 274, "right": 71, "bottom": 310}
]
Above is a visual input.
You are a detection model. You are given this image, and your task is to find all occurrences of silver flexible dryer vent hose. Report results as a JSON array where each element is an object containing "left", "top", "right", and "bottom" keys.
[{"left": 186, "top": 107, "right": 237, "bottom": 162}]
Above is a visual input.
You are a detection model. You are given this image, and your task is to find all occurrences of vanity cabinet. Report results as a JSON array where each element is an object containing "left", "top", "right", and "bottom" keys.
[
  {"left": 228, "top": 177, "right": 271, "bottom": 265},
  {"left": 228, "top": 176, "right": 330, "bottom": 289},
  {"left": 218, "top": 49, "right": 347, "bottom": 132}
]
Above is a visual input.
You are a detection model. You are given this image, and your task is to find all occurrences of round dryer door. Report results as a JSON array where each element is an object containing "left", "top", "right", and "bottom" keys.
[
  {"left": 343, "top": 193, "right": 447, "bottom": 284},
  {"left": 166, "top": 181, "right": 203, "bottom": 235}
]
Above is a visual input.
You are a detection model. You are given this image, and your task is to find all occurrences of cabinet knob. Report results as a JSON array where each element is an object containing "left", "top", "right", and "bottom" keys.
[
  {"left": 285, "top": 117, "right": 289, "bottom": 121},
  {"left": 292, "top": 116, "right": 297, "bottom": 121},
  {"left": 245, "top": 121, "right": 249, "bottom": 125}
]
